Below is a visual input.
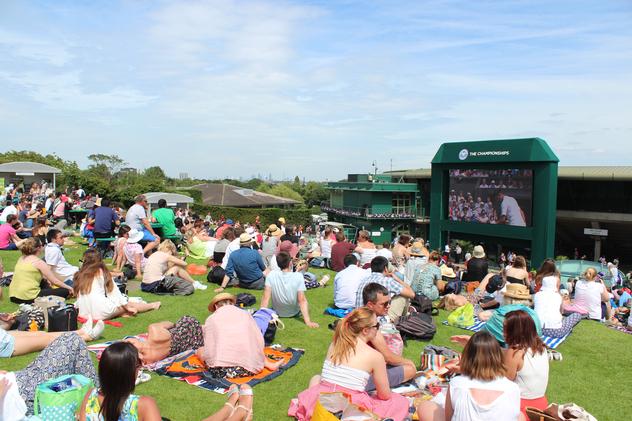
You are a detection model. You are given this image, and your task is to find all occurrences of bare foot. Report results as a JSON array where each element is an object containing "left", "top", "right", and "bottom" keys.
[
  {"left": 151, "top": 302, "right": 161, "bottom": 310},
  {"left": 264, "top": 359, "right": 284, "bottom": 372}
]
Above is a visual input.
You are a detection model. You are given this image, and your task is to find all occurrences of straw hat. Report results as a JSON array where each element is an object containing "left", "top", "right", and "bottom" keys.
[
  {"left": 208, "top": 293, "right": 237, "bottom": 312},
  {"left": 239, "top": 233, "right": 253, "bottom": 245},
  {"left": 278, "top": 217, "right": 286, "bottom": 224},
  {"left": 266, "top": 224, "right": 281, "bottom": 236},
  {"left": 504, "top": 283, "right": 531, "bottom": 300},
  {"left": 127, "top": 229, "right": 144, "bottom": 244},
  {"left": 440, "top": 264, "right": 457, "bottom": 279},
  {"left": 472, "top": 245, "right": 485, "bottom": 259},
  {"left": 410, "top": 241, "right": 426, "bottom": 257}
]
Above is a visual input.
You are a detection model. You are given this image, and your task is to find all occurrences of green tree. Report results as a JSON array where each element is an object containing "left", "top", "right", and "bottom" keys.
[
  {"left": 302, "top": 182, "right": 328, "bottom": 207},
  {"left": 87, "top": 154, "right": 127, "bottom": 182}
]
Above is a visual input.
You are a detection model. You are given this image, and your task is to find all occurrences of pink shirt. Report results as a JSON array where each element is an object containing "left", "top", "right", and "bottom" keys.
[
  {"left": 200, "top": 305, "right": 264, "bottom": 373},
  {"left": 0, "top": 224, "right": 16, "bottom": 249}
]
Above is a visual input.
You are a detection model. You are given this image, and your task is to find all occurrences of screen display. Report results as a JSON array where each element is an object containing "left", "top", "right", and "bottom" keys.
[{"left": 448, "top": 169, "right": 532, "bottom": 226}]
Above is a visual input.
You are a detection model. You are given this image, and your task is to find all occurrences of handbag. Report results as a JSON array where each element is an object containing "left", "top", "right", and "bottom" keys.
[
  {"left": 235, "top": 293, "right": 256, "bottom": 308},
  {"left": 48, "top": 305, "right": 78, "bottom": 332},
  {"left": 34, "top": 296, "right": 66, "bottom": 330},
  {"left": 526, "top": 407, "right": 558, "bottom": 421},
  {"left": 34, "top": 374, "right": 94, "bottom": 420},
  {"left": 447, "top": 303, "right": 475, "bottom": 328}
]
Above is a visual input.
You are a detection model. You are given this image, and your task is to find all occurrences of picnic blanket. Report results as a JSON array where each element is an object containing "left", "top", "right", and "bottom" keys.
[
  {"left": 442, "top": 318, "right": 570, "bottom": 349},
  {"left": 607, "top": 325, "right": 632, "bottom": 336},
  {"left": 88, "top": 335, "right": 303, "bottom": 393}
]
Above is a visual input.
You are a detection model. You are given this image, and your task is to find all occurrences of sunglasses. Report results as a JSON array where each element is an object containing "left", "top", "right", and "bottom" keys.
[
  {"left": 369, "top": 322, "right": 380, "bottom": 330},
  {"left": 379, "top": 300, "right": 392, "bottom": 308}
]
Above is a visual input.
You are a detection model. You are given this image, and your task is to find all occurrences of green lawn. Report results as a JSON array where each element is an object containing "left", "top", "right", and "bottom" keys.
[{"left": 1, "top": 244, "right": 630, "bottom": 420}]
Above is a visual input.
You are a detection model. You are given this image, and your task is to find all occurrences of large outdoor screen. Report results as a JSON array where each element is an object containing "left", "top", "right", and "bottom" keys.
[{"left": 448, "top": 169, "right": 532, "bottom": 226}]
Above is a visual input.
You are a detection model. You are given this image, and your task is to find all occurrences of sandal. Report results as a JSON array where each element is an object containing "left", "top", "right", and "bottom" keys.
[
  {"left": 224, "top": 384, "right": 239, "bottom": 414},
  {"left": 236, "top": 385, "right": 254, "bottom": 420}
]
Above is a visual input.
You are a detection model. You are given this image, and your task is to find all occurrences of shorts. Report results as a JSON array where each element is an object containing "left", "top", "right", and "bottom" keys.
[
  {"left": 169, "top": 316, "right": 204, "bottom": 356},
  {"left": 0, "top": 329, "right": 15, "bottom": 358},
  {"left": 365, "top": 365, "right": 404, "bottom": 391},
  {"left": 142, "top": 228, "right": 156, "bottom": 242}
]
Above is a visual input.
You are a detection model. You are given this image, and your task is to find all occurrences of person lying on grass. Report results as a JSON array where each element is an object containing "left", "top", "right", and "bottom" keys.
[
  {"left": 260, "top": 252, "right": 319, "bottom": 328},
  {"left": 74, "top": 249, "right": 160, "bottom": 321},
  {"left": 197, "top": 293, "right": 284, "bottom": 379},
  {"left": 126, "top": 316, "right": 204, "bottom": 365}
]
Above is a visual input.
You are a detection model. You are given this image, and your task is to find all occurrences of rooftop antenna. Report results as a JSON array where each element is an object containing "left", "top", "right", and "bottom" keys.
[{"left": 371, "top": 160, "right": 378, "bottom": 175}]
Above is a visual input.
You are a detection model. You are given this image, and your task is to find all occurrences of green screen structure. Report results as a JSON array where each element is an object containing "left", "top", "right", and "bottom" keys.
[{"left": 429, "top": 138, "right": 559, "bottom": 268}]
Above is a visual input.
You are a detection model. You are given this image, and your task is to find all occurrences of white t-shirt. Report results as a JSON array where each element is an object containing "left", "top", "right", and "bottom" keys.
[
  {"left": 334, "top": 265, "right": 371, "bottom": 309},
  {"left": 534, "top": 290, "right": 563, "bottom": 329},
  {"left": 0, "top": 205, "right": 17, "bottom": 223},
  {"left": 125, "top": 204, "right": 147, "bottom": 231},
  {"left": 574, "top": 280, "right": 605, "bottom": 320},
  {"left": 265, "top": 270, "right": 306, "bottom": 317},
  {"left": 501, "top": 195, "right": 526, "bottom": 226},
  {"left": 44, "top": 243, "right": 79, "bottom": 280},
  {"left": 376, "top": 248, "right": 393, "bottom": 261},
  {"left": 449, "top": 375, "right": 521, "bottom": 421}
]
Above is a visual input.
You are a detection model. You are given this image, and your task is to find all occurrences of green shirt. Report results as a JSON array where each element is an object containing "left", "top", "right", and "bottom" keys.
[{"left": 152, "top": 208, "right": 177, "bottom": 236}]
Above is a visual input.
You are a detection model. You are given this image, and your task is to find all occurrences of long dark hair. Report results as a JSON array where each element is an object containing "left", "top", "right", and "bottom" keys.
[{"left": 98, "top": 342, "right": 140, "bottom": 421}]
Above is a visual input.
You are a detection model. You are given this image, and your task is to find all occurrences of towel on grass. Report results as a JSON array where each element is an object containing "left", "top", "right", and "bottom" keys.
[
  {"left": 442, "top": 318, "right": 570, "bottom": 349},
  {"left": 88, "top": 335, "right": 303, "bottom": 393}
]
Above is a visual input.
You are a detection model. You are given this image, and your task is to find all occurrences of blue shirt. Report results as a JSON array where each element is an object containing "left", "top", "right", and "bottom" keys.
[
  {"left": 225, "top": 247, "right": 266, "bottom": 283},
  {"left": 94, "top": 206, "right": 119, "bottom": 233}
]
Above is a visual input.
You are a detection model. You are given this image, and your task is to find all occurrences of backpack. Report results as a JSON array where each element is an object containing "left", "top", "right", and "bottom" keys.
[
  {"left": 444, "top": 280, "right": 462, "bottom": 295},
  {"left": 395, "top": 312, "right": 436, "bottom": 340},
  {"left": 34, "top": 374, "right": 94, "bottom": 420},
  {"left": 207, "top": 266, "right": 226, "bottom": 284},
  {"left": 410, "top": 294, "right": 438, "bottom": 315},
  {"left": 235, "top": 293, "right": 256, "bottom": 308}
]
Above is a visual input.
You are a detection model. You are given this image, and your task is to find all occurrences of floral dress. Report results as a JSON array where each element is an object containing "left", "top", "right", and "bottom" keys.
[
  {"left": 85, "top": 389, "right": 139, "bottom": 420},
  {"left": 411, "top": 263, "right": 441, "bottom": 300}
]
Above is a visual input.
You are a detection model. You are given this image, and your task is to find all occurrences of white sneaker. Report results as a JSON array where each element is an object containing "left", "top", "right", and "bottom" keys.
[{"left": 193, "top": 280, "right": 208, "bottom": 290}]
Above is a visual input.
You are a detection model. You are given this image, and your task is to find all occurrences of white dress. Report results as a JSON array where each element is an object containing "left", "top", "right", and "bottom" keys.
[
  {"left": 449, "top": 375, "right": 521, "bottom": 421},
  {"left": 75, "top": 270, "right": 128, "bottom": 320}
]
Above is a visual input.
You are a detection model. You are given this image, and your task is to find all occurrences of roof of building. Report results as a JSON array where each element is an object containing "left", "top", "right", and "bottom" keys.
[
  {"left": 385, "top": 166, "right": 632, "bottom": 181},
  {"left": 192, "top": 183, "right": 300, "bottom": 207},
  {"left": 144, "top": 192, "right": 194, "bottom": 205},
  {"left": 0, "top": 161, "right": 62, "bottom": 174}
]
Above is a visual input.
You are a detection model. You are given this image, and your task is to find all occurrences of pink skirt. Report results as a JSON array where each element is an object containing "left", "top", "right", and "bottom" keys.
[{"left": 288, "top": 381, "right": 410, "bottom": 421}]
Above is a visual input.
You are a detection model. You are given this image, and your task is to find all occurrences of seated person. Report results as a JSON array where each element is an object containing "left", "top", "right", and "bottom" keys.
[
  {"left": 417, "top": 331, "right": 523, "bottom": 421},
  {"left": 141, "top": 240, "right": 200, "bottom": 294},
  {"left": 92, "top": 198, "right": 120, "bottom": 239},
  {"left": 197, "top": 293, "right": 283, "bottom": 378},
  {"left": 215, "top": 233, "right": 269, "bottom": 292},
  {"left": 0, "top": 332, "right": 99, "bottom": 416},
  {"left": 78, "top": 342, "right": 161, "bottom": 421},
  {"left": 124, "top": 194, "right": 160, "bottom": 254},
  {"left": 354, "top": 256, "right": 414, "bottom": 322},
  {"left": 74, "top": 249, "right": 160, "bottom": 320},
  {"left": 44, "top": 229, "right": 79, "bottom": 286},
  {"left": 261, "top": 252, "right": 319, "bottom": 328},
  {"left": 113, "top": 225, "right": 131, "bottom": 271},
  {"left": 295, "top": 259, "right": 329, "bottom": 289},
  {"left": 288, "top": 307, "right": 409, "bottom": 421},
  {"left": 9, "top": 238, "right": 74, "bottom": 304},
  {"left": 410, "top": 251, "right": 442, "bottom": 301},
  {"left": 123, "top": 228, "right": 148, "bottom": 279},
  {"left": 0, "top": 215, "right": 26, "bottom": 250},
  {"left": 334, "top": 254, "right": 370, "bottom": 310},
  {"left": 572, "top": 267, "right": 611, "bottom": 321},
  {"left": 362, "top": 283, "right": 416, "bottom": 390},
  {"left": 184, "top": 223, "right": 218, "bottom": 259},
  {"left": 127, "top": 316, "right": 204, "bottom": 365},
  {"left": 534, "top": 275, "right": 583, "bottom": 338},
  {"left": 151, "top": 198, "right": 178, "bottom": 238},
  {"left": 355, "top": 230, "right": 377, "bottom": 267},
  {"left": 461, "top": 245, "right": 489, "bottom": 283},
  {"left": 376, "top": 241, "right": 393, "bottom": 261}
]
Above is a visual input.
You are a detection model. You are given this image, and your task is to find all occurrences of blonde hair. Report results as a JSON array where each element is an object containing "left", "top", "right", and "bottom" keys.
[
  {"left": 18, "top": 238, "right": 42, "bottom": 256},
  {"left": 440, "top": 294, "right": 467, "bottom": 311},
  {"left": 330, "top": 308, "right": 376, "bottom": 365},
  {"left": 583, "top": 267, "right": 597, "bottom": 281},
  {"left": 158, "top": 239, "right": 177, "bottom": 255}
]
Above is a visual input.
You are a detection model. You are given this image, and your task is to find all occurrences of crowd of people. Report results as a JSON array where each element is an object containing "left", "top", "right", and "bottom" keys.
[{"left": 0, "top": 182, "right": 624, "bottom": 420}]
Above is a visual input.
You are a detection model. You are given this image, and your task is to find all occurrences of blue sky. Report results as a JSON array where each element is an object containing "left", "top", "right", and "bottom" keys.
[{"left": 1, "top": 0, "right": 631, "bottom": 180}]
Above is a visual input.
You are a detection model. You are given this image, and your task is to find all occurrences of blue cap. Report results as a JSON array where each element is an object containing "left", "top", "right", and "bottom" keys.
[
  {"left": 12, "top": 198, "right": 19, "bottom": 205},
  {"left": 226, "top": 219, "right": 234, "bottom": 225}
]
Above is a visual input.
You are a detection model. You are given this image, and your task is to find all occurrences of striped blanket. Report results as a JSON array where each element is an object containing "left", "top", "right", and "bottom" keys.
[{"left": 442, "top": 318, "right": 570, "bottom": 349}]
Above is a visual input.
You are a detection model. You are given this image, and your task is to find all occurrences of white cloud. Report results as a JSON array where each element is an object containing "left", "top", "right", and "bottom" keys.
[
  {"left": 0, "top": 29, "right": 73, "bottom": 66},
  {"left": 0, "top": 71, "right": 156, "bottom": 111}
]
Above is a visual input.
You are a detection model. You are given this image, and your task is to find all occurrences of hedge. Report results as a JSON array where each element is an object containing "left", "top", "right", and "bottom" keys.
[{"left": 190, "top": 204, "right": 318, "bottom": 227}]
